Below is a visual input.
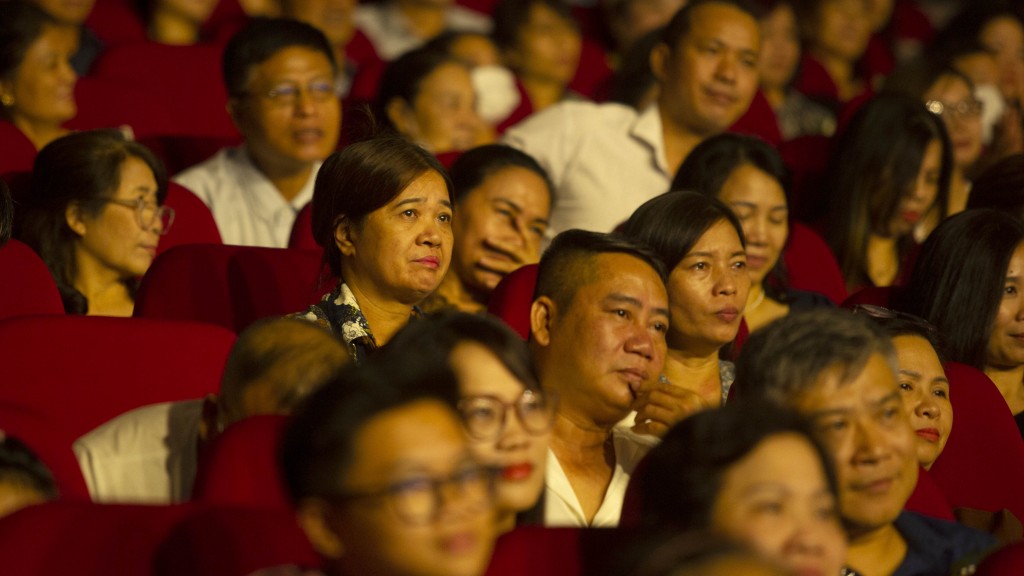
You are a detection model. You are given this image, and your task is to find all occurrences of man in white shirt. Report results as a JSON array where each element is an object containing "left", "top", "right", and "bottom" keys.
[
  {"left": 73, "top": 318, "right": 349, "bottom": 503},
  {"left": 503, "top": 0, "right": 761, "bottom": 241},
  {"left": 529, "top": 230, "right": 678, "bottom": 527},
  {"left": 175, "top": 19, "right": 342, "bottom": 248}
]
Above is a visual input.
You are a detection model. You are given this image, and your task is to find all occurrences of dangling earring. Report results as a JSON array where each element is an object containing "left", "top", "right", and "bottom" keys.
[{"left": 0, "top": 93, "right": 13, "bottom": 107}]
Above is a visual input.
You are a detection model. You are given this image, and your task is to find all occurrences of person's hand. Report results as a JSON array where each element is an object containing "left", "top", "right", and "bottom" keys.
[{"left": 630, "top": 381, "right": 708, "bottom": 438}]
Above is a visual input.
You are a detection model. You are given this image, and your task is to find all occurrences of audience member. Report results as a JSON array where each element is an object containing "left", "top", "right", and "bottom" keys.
[
  {"left": 0, "top": 1, "right": 77, "bottom": 152},
  {"left": 884, "top": 60, "right": 984, "bottom": 238},
  {"left": 900, "top": 209, "right": 1024, "bottom": 438},
  {"left": 967, "top": 152, "right": 1024, "bottom": 220},
  {"left": 280, "top": 349, "right": 496, "bottom": 576},
  {"left": 377, "top": 45, "right": 487, "bottom": 154},
  {"left": 622, "top": 191, "right": 750, "bottom": 409},
  {"left": 383, "top": 312, "right": 554, "bottom": 533},
  {"left": 139, "top": 0, "right": 218, "bottom": 45},
  {"left": 755, "top": 0, "right": 835, "bottom": 140},
  {"left": 640, "top": 400, "right": 847, "bottom": 576},
  {"left": 736, "top": 308, "right": 997, "bottom": 575},
  {"left": 422, "top": 144, "right": 552, "bottom": 313},
  {"left": 353, "top": 0, "right": 489, "bottom": 62},
  {"left": 819, "top": 94, "right": 951, "bottom": 292},
  {"left": 26, "top": 0, "right": 101, "bottom": 75},
  {"left": 606, "top": 28, "right": 662, "bottom": 111},
  {"left": 941, "top": 40, "right": 1007, "bottom": 153},
  {"left": 672, "top": 133, "right": 831, "bottom": 333},
  {"left": 597, "top": 530, "right": 790, "bottom": 576},
  {"left": 503, "top": 0, "right": 761, "bottom": 241},
  {"left": 73, "top": 317, "right": 348, "bottom": 503},
  {"left": 296, "top": 136, "right": 453, "bottom": 361},
  {"left": 18, "top": 130, "right": 172, "bottom": 316},
  {"left": 0, "top": 434, "right": 58, "bottom": 519},
  {"left": 529, "top": 230, "right": 672, "bottom": 526},
  {"left": 174, "top": 18, "right": 341, "bottom": 248},
  {"left": 599, "top": 0, "right": 684, "bottom": 56},
  {"left": 491, "top": 0, "right": 583, "bottom": 127},
  {"left": 854, "top": 305, "right": 952, "bottom": 470},
  {"left": 791, "top": 0, "right": 872, "bottom": 107}
]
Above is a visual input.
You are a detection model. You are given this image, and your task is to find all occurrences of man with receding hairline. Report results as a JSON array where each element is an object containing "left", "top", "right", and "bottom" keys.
[{"left": 74, "top": 317, "right": 348, "bottom": 503}]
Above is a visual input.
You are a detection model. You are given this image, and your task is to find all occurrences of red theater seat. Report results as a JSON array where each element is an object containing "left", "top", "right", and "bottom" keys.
[
  {"left": 227, "top": 247, "right": 329, "bottom": 332},
  {"left": 157, "top": 183, "right": 222, "bottom": 255},
  {"left": 0, "top": 315, "right": 235, "bottom": 441},
  {"left": 977, "top": 540, "right": 1024, "bottom": 575},
  {"left": 67, "top": 77, "right": 175, "bottom": 139},
  {"left": 288, "top": 203, "right": 317, "bottom": 251},
  {"left": 784, "top": 222, "right": 847, "bottom": 305},
  {"left": 0, "top": 239, "right": 64, "bottom": 320},
  {"left": 193, "top": 415, "right": 291, "bottom": 509},
  {"left": 487, "top": 526, "right": 646, "bottom": 576},
  {"left": 135, "top": 244, "right": 244, "bottom": 331},
  {"left": 0, "top": 120, "right": 37, "bottom": 178},
  {"left": 0, "top": 405, "right": 90, "bottom": 500},
  {"left": 487, "top": 264, "right": 538, "bottom": 340}
]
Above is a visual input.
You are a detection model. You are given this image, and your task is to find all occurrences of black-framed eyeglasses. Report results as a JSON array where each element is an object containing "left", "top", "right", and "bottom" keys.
[
  {"left": 925, "top": 98, "right": 983, "bottom": 121},
  {"left": 458, "top": 389, "right": 557, "bottom": 441},
  {"left": 250, "top": 79, "right": 340, "bottom": 107},
  {"left": 98, "top": 198, "right": 175, "bottom": 235},
  {"left": 328, "top": 462, "right": 496, "bottom": 525}
]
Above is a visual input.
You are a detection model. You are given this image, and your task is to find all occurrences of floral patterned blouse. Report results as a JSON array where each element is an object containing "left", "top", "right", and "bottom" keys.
[{"left": 293, "top": 281, "right": 380, "bottom": 364}]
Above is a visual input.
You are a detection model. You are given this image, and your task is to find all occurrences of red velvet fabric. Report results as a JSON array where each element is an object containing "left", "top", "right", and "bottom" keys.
[
  {"left": 0, "top": 239, "right": 64, "bottom": 320},
  {"left": 156, "top": 182, "right": 222, "bottom": 256},
  {"left": 904, "top": 465, "right": 955, "bottom": 521},
  {"left": 486, "top": 263, "right": 538, "bottom": 340},
  {"left": 287, "top": 203, "right": 317, "bottom": 251},
  {"left": 193, "top": 415, "right": 291, "bottom": 509},
  {"left": 729, "top": 89, "right": 783, "bottom": 148},
  {"left": 784, "top": 222, "right": 848, "bottom": 305},
  {"left": 0, "top": 121, "right": 37, "bottom": 178},
  {"left": 0, "top": 405, "right": 90, "bottom": 500}
]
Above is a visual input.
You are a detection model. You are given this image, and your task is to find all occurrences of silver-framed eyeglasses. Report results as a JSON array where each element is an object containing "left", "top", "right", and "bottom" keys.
[
  {"left": 255, "top": 79, "right": 340, "bottom": 107},
  {"left": 458, "top": 389, "right": 557, "bottom": 441},
  {"left": 329, "top": 462, "right": 496, "bottom": 525},
  {"left": 99, "top": 198, "right": 175, "bottom": 234},
  {"left": 925, "top": 98, "right": 983, "bottom": 121}
]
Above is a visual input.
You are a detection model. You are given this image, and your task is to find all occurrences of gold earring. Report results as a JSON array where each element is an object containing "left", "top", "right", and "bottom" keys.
[{"left": 0, "top": 94, "right": 13, "bottom": 107}]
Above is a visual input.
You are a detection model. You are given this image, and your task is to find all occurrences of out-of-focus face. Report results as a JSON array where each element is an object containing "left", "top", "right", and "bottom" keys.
[
  {"left": 73, "top": 156, "right": 163, "bottom": 282},
  {"left": 535, "top": 253, "right": 669, "bottom": 427},
  {"left": 885, "top": 138, "right": 941, "bottom": 237},
  {"left": 310, "top": 399, "right": 496, "bottom": 576},
  {"left": 283, "top": 0, "right": 356, "bottom": 47},
  {"left": 0, "top": 25, "right": 77, "bottom": 132},
  {"left": 156, "top": 0, "right": 218, "bottom": 26},
  {"left": 924, "top": 75, "right": 983, "bottom": 171},
  {"left": 452, "top": 342, "right": 552, "bottom": 519},
  {"left": 794, "top": 353, "right": 918, "bottom": 536},
  {"left": 393, "top": 62, "right": 481, "bottom": 153},
  {"left": 451, "top": 166, "right": 551, "bottom": 295},
  {"left": 340, "top": 170, "right": 453, "bottom": 306},
  {"left": 505, "top": 2, "right": 581, "bottom": 87},
  {"left": 667, "top": 219, "right": 750, "bottom": 353},
  {"left": 892, "top": 335, "right": 952, "bottom": 470},
  {"left": 449, "top": 34, "right": 502, "bottom": 68},
  {"left": 233, "top": 46, "right": 341, "bottom": 175},
  {"left": 986, "top": 242, "right": 1024, "bottom": 371},
  {"left": 979, "top": 15, "right": 1024, "bottom": 101},
  {"left": 0, "top": 483, "right": 48, "bottom": 520},
  {"left": 655, "top": 2, "right": 760, "bottom": 137},
  {"left": 30, "top": 0, "right": 96, "bottom": 25},
  {"left": 711, "top": 433, "right": 847, "bottom": 576},
  {"left": 810, "top": 0, "right": 871, "bottom": 64},
  {"left": 757, "top": 3, "right": 800, "bottom": 92},
  {"left": 716, "top": 163, "right": 788, "bottom": 286}
]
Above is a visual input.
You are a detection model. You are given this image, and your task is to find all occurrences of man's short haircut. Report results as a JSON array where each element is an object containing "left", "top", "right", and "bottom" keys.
[
  {"left": 660, "top": 0, "right": 762, "bottom": 50},
  {"left": 734, "top": 309, "right": 896, "bottom": 405},
  {"left": 533, "top": 229, "right": 667, "bottom": 312},
  {"left": 218, "top": 317, "right": 348, "bottom": 425},
  {"left": 0, "top": 434, "right": 58, "bottom": 500},
  {"left": 222, "top": 17, "right": 337, "bottom": 99},
  {"left": 492, "top": 0, "right": 577, "bottom": 52},
  {"left": 280, "top": 353, "right": 460, "bottom": 502}
]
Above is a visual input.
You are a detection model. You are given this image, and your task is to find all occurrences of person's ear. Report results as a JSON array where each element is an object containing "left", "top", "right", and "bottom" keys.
[
  {"left": 649, "top": 42, "right": 671, "bottom": 84},
  {"left": 385, "top": 97, "right": 419, "bottom": 139},
  {"left": 334, "top": 215, "right": 357, "bottom": 257},
  {"left": 65, "top": 203, "right": 88, "bottom": 237},
  {"left": 296, "top": 499, "right": 346, "bottom": 559},
  {"left": 197, "top": 393, "right": 220, "bottom": 443},
  {"left": 530, "top": 296, "right": 556, "bottom": 347}
]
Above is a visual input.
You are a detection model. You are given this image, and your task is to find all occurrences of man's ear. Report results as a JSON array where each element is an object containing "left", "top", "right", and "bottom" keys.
[
  {"left": 530, "top": 296, "right": 556, "bottom": 347},
  {"left": 334, "top": 215, "right": 357, "bottom": 257},
  {"left": 649, "top": 42, "right": 671, "bottom": 83},
  {"left": 296, "top": 499, "right": 346, "bottom": 559},
  {"left": 65, "top": 203, "right": 88, "bottom": 237}
]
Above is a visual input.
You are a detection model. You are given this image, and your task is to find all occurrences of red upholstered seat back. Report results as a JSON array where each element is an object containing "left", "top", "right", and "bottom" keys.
[
  {"left": 192, "top": 415, "right": 291, "bottom": 509},
  {"left": 228, "top": 247, "right": 328, "bottom": 333},
  {"left": 929, "top": 362, "right": 1024, "bottom": 521},
  {"left": 67, "top": 77, "right": 176, "bottom": 139},
  {"left": 977, "top": 540, "right": 1024, "bottom": 575},
  {"left": 0, "top": 121, "right": 37, "bottom": 178},
  {"left": 0, "top": 405, "right": 90, "bottom": 500},
  {"left": 0, "top": 239, "right": 64, "bottom": 320},
  {"left": 135, "top": 244, "right": 244, "bottom": 331},
  {"left": 156, "top": 183, "right": 222, "bottom": 255},
  {"left": 904, "top": 465, "right": 955, "bottom": 521},
  {"left": 486, "top": 264, "right": 539, "bottom": 340},
  {"left": 784, "top": 222, "right": 848, "bottom": 305},
  {"left": 487, "top": 526, "right": 647, "bottom": 576},
  {"left": 287, "top": 203, "right": 318, "bottom": 251},
  {"left": 0, "top": 315, "right": 235, "bottom": 441},
  {"left": 841, "top": 286, "right": 896, "bottom": 309}
]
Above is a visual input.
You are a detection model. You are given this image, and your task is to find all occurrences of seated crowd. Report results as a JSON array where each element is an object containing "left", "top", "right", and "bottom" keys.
[{"left": 3, "top": 0, "right": 1024, "bottom": 574}]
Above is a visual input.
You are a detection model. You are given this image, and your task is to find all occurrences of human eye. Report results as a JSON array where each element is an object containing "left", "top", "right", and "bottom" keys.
[
  {"left": 651, "top": 320, "right": 669, "bottom": 335},
  {"left": 309, "top": 80, "right": 335, "bottom": 98},
  {"left": 740, "top": 53, "right": 759, "bottom": 68},
  {"left": 732, "top": 259, "right": 747, "bottom": 270},
  {"left": 932, "top": 385, "right": 949, "bottom": 399},
  {"left": 437, "top": 211, "right": 453, "bottom": 224},
  {"left": 267, "top": 83, "right": 299, "bottom": 102},
  {"left": 529, "top": 224, "right": 547, "bottom": 237},
  {"left": 817, "top": 417, "right": 848, "bottom": 435},
  {"left": 751, "top": 498, "right": 784, "bottom": 515},
  {"left": 691, "top": 261, "right": 708, "bottom": 271},
  {"left": 898, "top": 381, "right": 913, "bottom": 392},
  {"left": 1005, "top": 283, "right": 1018, "bottom": 296},
  {"left": 881, "top": 404, "right": 902, "bottom": 422},
  {"left": 401, "top": 208, "right": 418, "bottom": 220},
  {"left": 390, "top": 475, "right": 434, "bottom": 500}
]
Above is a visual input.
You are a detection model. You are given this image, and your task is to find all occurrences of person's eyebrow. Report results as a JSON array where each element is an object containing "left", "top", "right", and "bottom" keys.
[
  {"left": 898, "top": 369, "right": 922, "bottom": 380},
  {"left": 873, "top": 391, "right": 902, "bottom": 408}
]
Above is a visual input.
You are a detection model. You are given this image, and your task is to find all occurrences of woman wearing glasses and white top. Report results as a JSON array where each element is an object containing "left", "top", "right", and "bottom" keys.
[
  {"left": 383, "top": 312, "right": 556, "bottom": 534},
  {"left": 19, "top": 129, "right": 173, "bottom": 316}
]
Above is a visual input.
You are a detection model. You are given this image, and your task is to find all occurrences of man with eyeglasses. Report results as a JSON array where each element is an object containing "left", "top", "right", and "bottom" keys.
[{"left": 174, "top": 18, "right": 341, "bottom": 248}]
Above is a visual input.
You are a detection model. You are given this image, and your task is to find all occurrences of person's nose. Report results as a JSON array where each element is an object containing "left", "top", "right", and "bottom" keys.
[
  {"left": 419, "top": 215, "right": 446, "bottom": 248},
  {"left": 851, "top": 420, "right": 893, "bottom": 465},
  {"left": 713, "top": 264, "right": 739, "bottom": 296},
  {"left": 624, "top": 321, "right": 655, "bottom": 360},
  {"left": 715, "top": 52, "right": 738, "bottom": 84},
  {"left": 746, "top": 216, "right": 767, "bottom": 245},
  {"left": 915, "top": 394, "right": 939, "bottom": 421}
]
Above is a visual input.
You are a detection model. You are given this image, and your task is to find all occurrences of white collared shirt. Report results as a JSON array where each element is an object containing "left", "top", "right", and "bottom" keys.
[{"left": 174, "top": 146, "right": 318, "bottom": 248}]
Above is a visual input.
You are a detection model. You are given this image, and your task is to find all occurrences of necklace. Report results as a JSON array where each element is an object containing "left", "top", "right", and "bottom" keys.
[{"left": 747, "top": 286, "right": 766, "bottom": 312}]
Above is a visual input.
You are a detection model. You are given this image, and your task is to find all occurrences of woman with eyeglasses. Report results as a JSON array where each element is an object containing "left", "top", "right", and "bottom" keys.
[
  {"left": 383, "top": 311, "right": 555, "bottom": 534},
  {"left": 18, "top": 129, "right": 173, "bottom": 316}
]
